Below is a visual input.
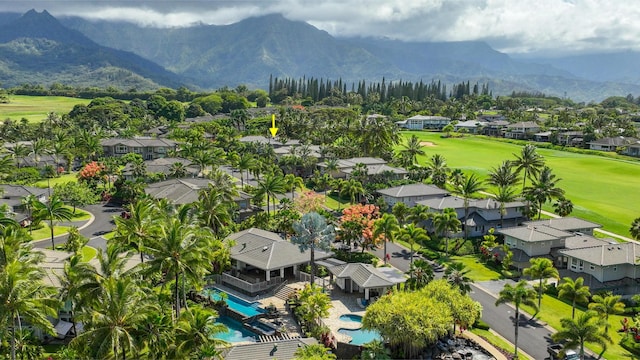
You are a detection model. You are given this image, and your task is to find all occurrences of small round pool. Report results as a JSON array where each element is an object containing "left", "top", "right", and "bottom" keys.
[
  {"left": 338, "top": 328, "right": 382, "bottom": 345},
  {"left": 339, "top": 314, "right": 363, "bottom": 323}
]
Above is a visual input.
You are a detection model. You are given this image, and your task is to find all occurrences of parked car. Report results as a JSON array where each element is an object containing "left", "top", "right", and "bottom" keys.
[{"left": 547, "top": 344, "right": 579, "bottom": 360}]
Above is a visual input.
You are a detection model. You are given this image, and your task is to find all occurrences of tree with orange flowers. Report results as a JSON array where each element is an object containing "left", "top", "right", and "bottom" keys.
[{"left": 338, "top": 204, "right": 381, "bottom": 252}]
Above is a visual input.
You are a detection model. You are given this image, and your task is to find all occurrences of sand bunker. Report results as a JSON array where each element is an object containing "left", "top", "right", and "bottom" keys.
[{"left": 420, "top": 141, "right": 436, "bottom": 147}]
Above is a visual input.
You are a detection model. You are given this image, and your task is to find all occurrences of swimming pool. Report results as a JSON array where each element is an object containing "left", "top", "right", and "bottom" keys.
[
  {"left": 339, "top": 314, "right": 363, "bottom": 323},
  {"left": 214, "top": 316, "right": 257, "bottom": 343},
  {"left": 338, "top": 328, "right": 382, "bottom": 345},
  {"left": 205, "top": 288, "right": 266, "bottom": 318}
]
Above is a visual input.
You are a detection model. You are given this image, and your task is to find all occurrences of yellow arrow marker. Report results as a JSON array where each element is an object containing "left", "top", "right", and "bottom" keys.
[{"left": 269, "top": 114, "right": 279, "bottom": 137}]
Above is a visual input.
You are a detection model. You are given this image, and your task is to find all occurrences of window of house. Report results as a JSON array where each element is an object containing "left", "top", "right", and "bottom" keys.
[
  {"left": 589, "top": 265, "right": 595, "bottom": 270},
  {"left": 157, "top": 147, "right": 166, "bottom": 153},
  {"left": 133, "top": 147, "right": 142, "bottom": 154},
  {"left": 115, "top": 145, "right": 127, "bottom": 153}
]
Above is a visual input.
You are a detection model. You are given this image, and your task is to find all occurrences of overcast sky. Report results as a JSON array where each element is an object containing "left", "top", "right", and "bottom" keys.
[{"left": 3, "top": 0, "right": 639, "bottom": 56}]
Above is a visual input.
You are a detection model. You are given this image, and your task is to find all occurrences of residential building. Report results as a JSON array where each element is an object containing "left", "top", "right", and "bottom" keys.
[
  {"left": 0, "top": 184, "right": 48, "bottom": 219},
  {"left": 588, "top": 136, "right": 639, "bottom": 152},
  {"left": 101, "top": 137, "right": 177, "bottom": 160},
  {"left": 504, "top": 122, "right": 541, "bottom": 139},
  {"left": 522, "top": 217, "right": 601, "bottom": 236},
  {"left": 376, "top": 183, "right": 449, "bottom": 208},
  {"left": 318, "top": 157, "right": 406, "bottom": 180},
  {"left": 395, "top": 115, "right": 451, "bottom": 130},
  {"left": 454, "top": 120, "right": 487, "bottom": 134},
  {"left": 220, "top": 338, "right": 319, "bottom": 360},
  {"left": 624, "top": 142, "right": 640, "bottom": 157},
  {"left": 481, "top": 120, "right": 510, "bottom": 137},
  {"left": 327, "top": 262, "right": 406, "bottom": 300},
  {"left": 498, "top": 225, "right": 574, "bottom": 257},
  {"left": 121, "top": 157, "right": 199, "bottom": 180},
  {"left": 557, "top": 131, "right": 584, "bottom": 147}
]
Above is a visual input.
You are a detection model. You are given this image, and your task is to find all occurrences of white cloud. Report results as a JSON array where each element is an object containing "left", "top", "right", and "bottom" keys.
[{"left": 5, "top": 0, "right": 640, "bottom": 55}]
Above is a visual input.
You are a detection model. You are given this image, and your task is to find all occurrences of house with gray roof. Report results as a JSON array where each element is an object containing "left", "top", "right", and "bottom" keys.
[
  {"left": 624, "top": 142, "right": 640, "bottom": 157},
  {"left": 121, "top": 157, "right": 198, "bottom": 180},
  {"left": 376, "top": 183, "right": 449, "bottom": 208},
  {"left": 522, "top": 217, "right": 601, "bottom": 235},
  {"left": 220, "top": 338, "right": 319, "bottom": 360},
  {"left": 396, "top": 115, "right": 451, "bottom": 130},
  {"left": 588, "top": 136, "right": 639, "bottom": 152},
  {"left": 0, "top": 184, "right": 48, "bottom": 219},
  {"left": 328, "top": 262, "right": 406, "bottom": 301},
  {"left": 497, "top": 225, "right": 574, "bottom": 257},
  {"left": 223, "top": 228, "right": 333, "bottom": 296},
  {"left": 318, "top": 157, "right": 406, "bottom": 181},
  {"left": 101, "top": 137, "right": 177, "bottom": 160},
  {"left": 504, "top": 121, "right": 541, "bottom": 139}
]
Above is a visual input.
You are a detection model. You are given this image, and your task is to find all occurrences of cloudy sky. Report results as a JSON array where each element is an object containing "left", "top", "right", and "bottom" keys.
[{"left": 3, "top": 0, "right": 639, "bottom": 56}]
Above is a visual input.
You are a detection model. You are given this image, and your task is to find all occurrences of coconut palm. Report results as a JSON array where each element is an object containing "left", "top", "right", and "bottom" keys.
[
  {"left": 340, "top": 178, "right": 365, "bottom": 205},
  {"left": 553, "top": 197, "right": 574, "bottom": 217},
  {"left": 445, "top": 262, "right": 473, "bottom": 295},
  {"left": 452, "top": 173, "right": 485, "bottom": 241},
  {"left": 32, "top": 195, "right": 73, "bottom": 249},
  {"left": 197, "top": 184, "right": 237, "bottom": 236},
  {"left": 396, "top": 223, "right": 429, "bottom": 269},
  {"left": 588, "top": 293, "right": 625, "bottom": 331},
  {"left": 8, "top": 143, "right": 30, "bottom": 168},
  {"left": 406, "top": 204, "right": 431, "bottom": 227},
  {"left": 523, "top": 257, "right": 559, "bottom": 314},
  {"left": 493, "top": 185, "right": 518, "bottom": 228},
  {"left": 487, "top": 160, "right": 520, "bottom": 188},
  {"left": 432, "top": 208, "right": 461, "bottom": 257},
  {"left": 495, "top": 280, "right": 538, "bottom": 360},
  {"left": 55, "top": 254, "right": 96, "bottom": 338},
  {"left": 406, "top": 258, "right": 434, "bottom": 289},
  {"left": 373, "top": 213, "right": 400, "bottom": 265},
  {"left": 513, "top": 144, "right": 545, "bottom": 193},
  {"left": 236, "top": 153, "right": 257, "bottom": 187},
  {"left": 20, "top": 194, "right": 39, "bottom": 235},
  {"left": 292, "top": 212, "right": 335, "bottom": 285},
  {"left": 168, "top": 162, "right": 188, "bottom": 178},
  {"left": 427, "top": 154, "right": 450, "bottom": 189},
  {"left": 174, "top": 305, "right": 228, "bottom": 358},
  {"left": 558, "top": 277, "right": 591, "bottom": 319},
  {"left": 255, "top": 172, "right": 286, "bottom": 215},
  {"left": 284, "top": 174, "right": 305, "bottom": 200},
  {"left": 113, "top": 198, "right": 159, "bottom": 263},
  {"left": 523, "top": 166, "right": 565, "bottom": 219},
  {"left": 399, "top": 134, "right": 426, "bottom": 167},
  {"left": 630, "top": 217, "right": 640, "bottom": 240},
  {"left": 551, "top": 311, "right": 612, "bottom": 360},
  {"left": 391, "top": 202, "right": 410, "bottom": 225},
  {"left": 0, "top": 154, "right": 15, "bottom": 180}
]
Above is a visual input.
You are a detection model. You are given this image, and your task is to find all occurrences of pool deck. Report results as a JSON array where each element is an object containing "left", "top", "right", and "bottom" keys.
[{"left": 323, "top": 287, "right": 366, "bottom": 343}]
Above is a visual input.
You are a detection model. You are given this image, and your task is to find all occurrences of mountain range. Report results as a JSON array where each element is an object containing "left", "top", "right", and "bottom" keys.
[{"left": 1, "top": 10, "right": 639, "bottom": 102}]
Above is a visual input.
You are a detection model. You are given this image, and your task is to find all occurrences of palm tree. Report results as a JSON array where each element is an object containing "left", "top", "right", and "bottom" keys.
[
  {"left": 495, "top": 280, "right": 538, "bottom": 360},
  {"left": 551, "top": 311, "right": 612, "bottom": 360},
  {"left": 284, "top": 174, "right": 305, "bottom": 200},
  {"left": 396, "top": 224, "right": 429, "bottom": 269},
  {"left": 8, "top": 143, "right": 30, "bottom": 168},
  {"left": 406, "top": 258, "right": 434, "bottom": 289},
  {"left": 20, "top": 194, "right": 39, "bottom": 235},
  {"left": 588, "top": 293, "right": 625, "bottom": 331},
  {"left": 487, "top": 160, "right": 520, "bottom": 188},
  {"left": 523, "top": 166, "right": 565, "bottom": 219},
  {"left": 30, "top": 137, "right": 50, "bottom": 169},
  {"left": 452, "top": 173, "right": 485, "bottom": 241},
  {"left": 294, "top": 344, "right": 337, "bottom": 360},
  {"left": 391, "top": 202, "right": 410, "bottom": 225},
  {"left": 432, "top": 208, "right": 461, "bottom": 257},
  {"left": 523, "top": 257, "right": 559, "bottom": 314},
  {"left": 174, "top": 305, "right": 228, "bottom": 358},
  {"left": 513, "top": 144, "right": 545, "bottom": 193},
  {"left": 256, "top": 172, "right": 286, "bottom": 215},
  {"left": 191, "top": 149, "right": 213, "bottom": 177},
  {"left": 236, "top": 154, "right": 257, "bottom": 187},
  {"left": 56, "top": 254, "right": 96, "bottom": 338},
  {"left": 493, "top": 185, "right": 518, "bottom": 228},
  {"left": 0, "top": 154, "right": 15, "bottom": 180},
  {"left": 197, "top": 184, "right": 236, "bottom": 236},
  {"left": 73, "top": 276, "right": 154, "bottom": 359},
  {"left": 445, "top": 262, "right": 473, "bottom": 295},
  {"left": 406, "top": 204, "right": 431, "bottom": 227},
  {"left": 340, "top": 178, "right": 365, "bottom": 205},
  {"left": 558, "top": 277, "right": 591, "bottom": 319},
  {"left": 631, "top": 217, "right": 640, "bottom": 241},
  {"left": 427, "top": 154, "right": 450, "bottom": 189},
  {"left": 292, "top": 212, "right": 335, "bottom": 285},
  {"left": 168, "top": 162, "right": 188, "bottom": 178},
  {"left": 373, "top": 213, "right": 400, "bottom": 265},
  {"left": 552, "top": 197, "right": 574, "bottom": 217},
  {"left": 113, "top": 198, "right": 159, "bottom": 263},
  {"left": 400, "top": 135, "right": 426, "bottom": 167},
  {"left": 32, "top": 195, "right": 73, "bottom": 249}
]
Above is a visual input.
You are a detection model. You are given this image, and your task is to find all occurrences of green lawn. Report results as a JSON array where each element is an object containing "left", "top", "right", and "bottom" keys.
[
  {"left": 0, "top": 95, "right": 91, "bottom": 123},
  {"left": 81, "top": 246, "right": 98, "bottom": 261},
  {"left": 402, "top": 131, "right": 640, "bottom": 237},
  {"left": 450, "top": 255, "right": 502, "bottom": 281},
  {"left": 521, "top": 295, "right": 634, "bottom": 359},
  {"left": 324, "top": 193, "right": 350, "bottom": 211},
  {"left": 33, "top": 172, "right": 79, "bottom": 188},
  {"left": 30, "top": 224, "right": 70, "bottom": 241},
  {"left": 471, "top": 328, "right": 533, "bottom": 360}
]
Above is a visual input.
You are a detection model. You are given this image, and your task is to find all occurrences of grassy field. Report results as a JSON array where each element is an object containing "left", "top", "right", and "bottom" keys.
[
  {"left": 0, "top": 95, "right": 91, "bottom": 123},
  {"left": 402, "top": 131, "right": 640, "bottom": 237},
  {"left": 33, "top": 172, "right": 79, "bottom": 188}
]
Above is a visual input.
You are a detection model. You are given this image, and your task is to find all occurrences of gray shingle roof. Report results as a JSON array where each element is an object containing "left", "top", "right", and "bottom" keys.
[
  {"left": 564, "top": 235, "right": 612, "bottom": 249},
  {"left": 220, "top": 338, "right": 318, "bottom": 360},
  {"left": 227, "top": 228, "right": 332, "bottom": 270},
  {"left": 417, "top": 195, "right": 523, "bottom": 211},
  {"left": 376, "top": 183, "right": 449, "bottom": 198},
  {"left": 101, "top": 138, "right": 177, "bottom": 147},
  {"left": 497, "top": 225, "right": 573, "bottom": 242},
  {"left": 328, "top": 263, "right": 406, "bottom": 288},
  {"left": 522, "top": 217, "right": 601, "bottom": 232},
  {"left": 0, "top": 184, "right": 48, "bottom": 198},
  {"left": 144, "top": 178, "right": 249, "bottom": 205},
  {"left": 342, "top": 164, "right": 407, "bottom": 175},
  {"left": 559, "top": 242, "right": 640, "bottom": 266},
  {"left": 588, "top": 136, "right": 639, "bottom": 146},
  {"left": 319, "top": 157, "right": 387, "bottom": 169}
]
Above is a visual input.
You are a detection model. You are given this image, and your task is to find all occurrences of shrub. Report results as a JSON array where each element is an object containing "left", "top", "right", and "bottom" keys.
[
  {"left": 473, "top": 319, "right": 491, "bottom": 330},
  {"left": 621, "top": 337, "right": 640, "bottom": 356},
  {"left": 333, "top": 249, "right": 377, "bottom": 264},
  {"left": 8, "top": 167, "right": 41, "bottom": 183}
]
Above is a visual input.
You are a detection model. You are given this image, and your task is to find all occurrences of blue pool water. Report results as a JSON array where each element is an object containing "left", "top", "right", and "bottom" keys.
[
  {"left": 338, "top": 328, "right": 382, "bottom": 345},
  {"left": 339, "top": 314, "right": 363, "bottom": 322},
  {"left": 214, "top": 316, "right": 257, "bottom": 343},
  {"left": 205, "top": 289, "right": 266, "bottom": 317}
]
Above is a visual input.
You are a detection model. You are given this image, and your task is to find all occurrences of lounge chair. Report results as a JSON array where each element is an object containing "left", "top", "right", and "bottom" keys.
[{"left": 357, "top": 298, "right": 367, "bottom": 309}]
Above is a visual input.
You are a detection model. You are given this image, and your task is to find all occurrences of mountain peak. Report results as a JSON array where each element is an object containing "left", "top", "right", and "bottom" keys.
[{"left": 0, "top": 9, "right": 96, "bottom": 47}]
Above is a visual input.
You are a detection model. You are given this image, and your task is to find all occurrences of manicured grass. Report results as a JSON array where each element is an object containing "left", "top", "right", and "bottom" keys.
[
  {"left": 324, "top": 193, "right": 350, "bottom": 211},
  {"left": 471, "top": 328, "right": 533, "bottom": 360},
  {"left": 102, "top": 231, "right": 116, "bottom": 240},
  {"left": 81, "top": 246, "right": 97, "bottom": 261},
  {"left": 449, "top": 255, "right": 502, "bottom": 281},
  {"left": 402, "top": 131, "right": 640, "bottom": 237},
  {"left": 33, "top": 172, "right": 79, "bottom": 188},
  {"left": 30, "top": 224, "right": 70, "bottom": 241},
  {"left": 520, "top": 294, "right": 634, "bottom": 359},
  {"left": 69, "top": 208, "right": 92, "bottom": 221},
  {"left": 0, "top": 95, "right": 91, "bottom": 123}
]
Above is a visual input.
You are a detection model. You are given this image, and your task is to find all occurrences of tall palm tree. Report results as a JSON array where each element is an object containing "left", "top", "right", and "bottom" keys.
[
  {"left": 558, "top": 277, "right": 591, "bottom": 319},
  {"left": 495, "top": 280, "right": 538, "bottom": 360},
  {"left": 340, "top": 178, "right": 365, "bottom": 205},
  {"left": 191, "top": 149, "right": 213, "bottom": 177},
  {"left": 452, "top": 173, "right": 485, "bottom": 241},
  {"left": 391, "top": 202, "right": 410, "bottom": 225},
  {"left": 197, "top": 184, "right": 236, "bottom": 236},
  {"left": 445, "top": 262, "right": 473, "bottom": 295},
  {"left": 396, "top": 224, "right": 429, "bottom": 269},
  {"left": 553, "top": 197, "right": 574, "bottom": 217},
  {"left": 236, "top": 153, "right": 257, "bottom": 187},
  {"left": 30, "top": 137, "right": 50, "bottom": 169},
  {"left": 493, "top": 185, "right": 518, "bottom": 228},
  {"left": 20, "top": 194, "right": 39, "bottom": 235},
  {"left": 373, "top": 213, "right": 400, "bottom": 265},
  {"left": 588, "top": 293, "right": 625, "bottom": 331},
  {"left": 256, "top": 172, "right": 286, "bottom": 215},
  {"left": 174, "top": 305, "right": 228, "bottom": 358},
  {"left": 406, "top": 258, "right": 434, "bottom": 289},
  {"left": 432, "top": 208, "right": 461, "bottom": 257},
  {"left": 0, "top": 154, "right": 15, "bottom": 180},
  {"left": 406, "top": 204, "right": 431, "bottom": 227},
  {"left": 168, "top": 162, "right": 188, "bottom": 178},
  {"left": 487, "top": 160, "right": 520, "bottom": 188},
  {"left": 113, "top": 198, "right": 159, "bottom": 263},
  {"left": 631, "top": 217, "right": 640, "bottom": 241},
  {"left": 33, "top": 195, "right": 73, "bottom": 249},
  {"left": 513, "top": 144, "right": 545, "bottom": 193},
  {"left": 399, "top": 134, "right": 426, "bottom": 167},
  {"left": 56, "top": 254, "right": 96, "bottom": 338},
  {"left": 292, "top": 212, "right": 335, "bottom": 285},
  {"left": 8, "top": 143, "right": 30, "bottom": 168},
  {"left": 523, "top": 257, "right": 559, "bottom": 314},
  {"left": 551, "top": 311, "right": 612, "bottom": 360},
  {"left": 523, "top": 166, "right": 565, "bottom": 219},
  {"left": 427, "top": 154, "right": 450, "bottom": 189},
  {"left": 284, "top": 174, "right": 305, "bottom": 200}
]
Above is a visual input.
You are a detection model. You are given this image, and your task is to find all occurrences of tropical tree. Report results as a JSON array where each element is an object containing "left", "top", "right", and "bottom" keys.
[
  {"left": 360, "top": 339, "right": 391, "bottom": 360},
  {"left": 8, "top": 142, "right": 30, "bottom": 168},
  {"left": 30, "top": 137, "right": 50, "bottom": 169},
  {"left": 513, "top": 144, "right": 545, "bottom": 193},
  {"left": 32, "top": 195, "right": 73, "bottom": 249},
  {"left": 551, "top": 311, "right": 612, "bottom": 360},
  {"left": 255, "top": 172, "right": 286, "bottom": 215},
  {"left": 294, "top": 344, "right": 336, "bottom": 360},
  {"left": 56, "top": 254, "right": 96, "bottom": 338},
  {"left": 493, "top": 185, "right": 518, "bottom": 228},
  {"left": 523, "top": 166, "right": 565, "bottom": 219},
  {"left": 406, "top": 258, "right": 434, "bottom": 290},
  {"left": 553, "top": 197, "right": 574, "bottom": 217},
  {"left": 406, "top": 204, "right": 431, "bottom": 227},
  {"left": 523, "top": 257, "right": 559, "bottom": 314},
  {"left": 174, "top": 305, "right": 228, "bottom": 358},
  {"left": 391, "top": 202, "right": 410, "bottom": 225},
  {"left": 284, "top": 174, "right": 305, "bottom": 200},
  {"left": 452, "top": 173, "right": 485, "bottom": 241},
  {"left": 588, "top": 293, "right": 625, "bottom": 330},
  {"left": 373, "top": 213, "right": 400, "bottom": 265},
  {"left": 396, "top": 223, "right": 429, "bottom": 268},
  {"left": 295, "top": 283, "right": 333, "bottom": 333},
  {"left": 20, "top": 194, "right": 39, "bottom": 234},
  {"left": 487, "top": 160, "right": 520, "bottom": 188},
  {"left": 558, "top": 277, "right": 591, "bottom": 319},
  {"left": 445, "top": 262, "right": 473, "bottom": 295},
  {"left": 427, "top": 154, "right": 450, "bottom": 189},
  {"left": 340, "top": 178, "right": 365, "bottom": 205},
  {"left": 197, "top": 184, "right": 237, "bottom": 236},
  {"left": 168, "top": 162, "right": 188, "bottom": 178},
  {"left": 292, "top": 212, "right": 335, "bottom": 285},
  {"left": 432, "top": 208, "right": 461, "bottom": 257},
  {"left": 630, "top": 217, "right": 640, "bottom": 240},
  {"left": 495, "top": 280, "right": 538, "bottom": 359},
  {"left": 113, "top": 198, "right": 159, "bottom": 263},
  {"left": 399, "top": 135, "right": 426, "bottom": 167}
]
